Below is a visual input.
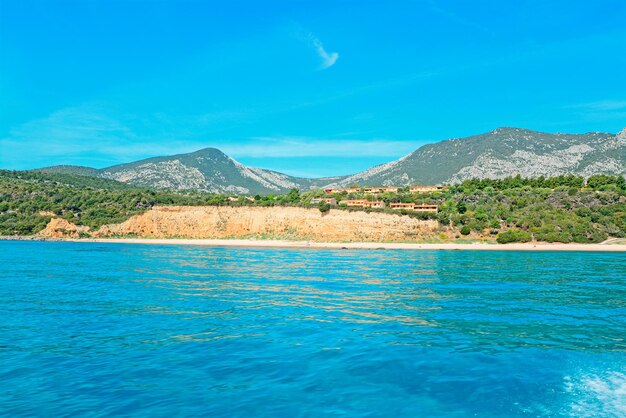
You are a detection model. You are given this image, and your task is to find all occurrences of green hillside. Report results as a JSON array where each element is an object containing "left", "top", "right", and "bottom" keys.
[
  {"left": 35, "top": 165, "right": 100, "bottom": 177},
  {"left": 330, "top": 127, "right": 626, "bottom": 186},
  {"left": 1, "top": 170, "right": 624, "bottom": 243}
]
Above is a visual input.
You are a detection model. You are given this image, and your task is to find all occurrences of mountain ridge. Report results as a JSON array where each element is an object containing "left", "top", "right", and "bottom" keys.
[
  {"left": 34, "top": 127, "right": 626, "bottom": 193},
  {"left": 326, "top": 127, "right": 625, "bottom": 187}
]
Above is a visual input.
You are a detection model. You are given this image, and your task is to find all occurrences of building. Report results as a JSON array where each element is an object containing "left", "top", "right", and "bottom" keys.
[
  {"left": 409, "top": 185, "right": 446, "bottom": 193},
  {"left": 413, "top": 204, "right": 438, "bottom": 212},
  {"left": 310, "top": 198, "right": 337, "bottom": 205},
  {"left": 341, "top": 199, "right": 386, "bottom": 208},
  {"left": 326, "top": 186, "right": 399, "bottom": 194},
  {"left": 364, "top": 186, "right": 399, "bottom": 194},
  {"left": 228, "top": 196, "right": 255, "bottom": 202},
  {"left": 389, "top": 202, "right": 439, "bottom": 212},
  {"left": 389, "top": 202, "right": 417, "bottom": 210}
]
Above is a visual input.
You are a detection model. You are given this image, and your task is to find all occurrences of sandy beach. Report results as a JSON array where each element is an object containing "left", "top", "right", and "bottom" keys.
[
  {"left": 4, "top": 236, "right": 626, "bottom": 251},
  {"left": 32, "top": 237, "right": 624, "bottom": 252}
]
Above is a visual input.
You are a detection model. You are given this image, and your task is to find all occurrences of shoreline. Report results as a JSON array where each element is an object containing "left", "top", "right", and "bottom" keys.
[{"left": 3, "top": 236, "right": 626, "bottom": 252}]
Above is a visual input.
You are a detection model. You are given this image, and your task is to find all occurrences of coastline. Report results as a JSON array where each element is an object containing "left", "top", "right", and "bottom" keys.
[{"left": 3, "top": 236, "right": 626, "bottom": 252}]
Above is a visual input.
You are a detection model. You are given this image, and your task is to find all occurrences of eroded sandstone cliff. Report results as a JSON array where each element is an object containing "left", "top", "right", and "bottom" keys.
[
  {"left": 91, "top": 206, "right": 438, "bottom": 242},
  {"left": 37, "top": 218, "right": 90, "bottom": 238}
]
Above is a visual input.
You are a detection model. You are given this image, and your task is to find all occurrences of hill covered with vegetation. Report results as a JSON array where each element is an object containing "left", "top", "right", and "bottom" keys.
[
  {"left": 328, "top": 127, "right": 626, "bottom": 187},
  {"left": 1, "top": 170, "right": 624, "bottom": 243},
  {"left": 35, "top": 127, "right": 626, "bottom": 193}
]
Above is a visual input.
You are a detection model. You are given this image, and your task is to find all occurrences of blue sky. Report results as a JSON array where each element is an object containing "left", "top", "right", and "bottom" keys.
[{"left": 1, "top": 0, "right": 625, "bottom": 177}]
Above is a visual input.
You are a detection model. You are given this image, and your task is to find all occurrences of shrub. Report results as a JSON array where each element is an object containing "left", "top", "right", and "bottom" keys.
[
  {"left": 318, "top": 201, "right": 331, "bottom": 213},
  {"left": 497, "top": 230, "right": 532, "bottom": 244},
  {"left": 460, "top": 225, "right": 472, "bottom": 235},
  {"left": 533, "top": 230, "right": 571, "bottom": 243}
]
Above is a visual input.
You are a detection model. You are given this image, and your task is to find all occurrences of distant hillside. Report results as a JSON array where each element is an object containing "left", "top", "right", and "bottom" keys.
[
  {"left": 99, "top": 148, "right": 317, "bottom": 194},
  {"left": 39, "top": 148, "right": 345, "bottom": 195},
  {"left": 31, "top": 127, "right": 625, "bottom": 192},
  {"left": 327, "top": 127, "right": 626, "bottom": 187},
  {"left": 0, "top": 169, "right": 139, "bottom": 190},
  {"left": 35, "top": 165, "right": 100, "bottom": 177},
  {"left": 3, "top": 169, "right": 624, "bottom": 243}
]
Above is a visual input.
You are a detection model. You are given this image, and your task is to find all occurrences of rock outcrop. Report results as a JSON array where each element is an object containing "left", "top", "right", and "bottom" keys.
[
  {"left": 38, "top": 218, "right": 90, "bottom": 238},
  {"left": 38, "top": 127, "right": 626, "bottom": 192},
  {"left": 93, "top": 206, "right": 438, "bottom": 242}
]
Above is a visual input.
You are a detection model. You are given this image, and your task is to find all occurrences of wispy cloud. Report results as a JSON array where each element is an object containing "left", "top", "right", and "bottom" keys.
[
  {"left": 308, "top": 33, "right": 339, "bottom": 69},
  {"left": 565, "top": 100, "right": 626, "bottom": 111},
  {"left": 561, "top": 100, "right": 626, "bottom": 126},
  {"left": 0, "top": 105, "right": 421, "bottom": 170},
  {"left": 0, "top": 106, "right": 209, "bottom": 169},
  {"left": 223, "top": 136, "right": 417, "bottom": 158},
  {"left": 292, "top": 23, "right": 339, "bottom": 70}
]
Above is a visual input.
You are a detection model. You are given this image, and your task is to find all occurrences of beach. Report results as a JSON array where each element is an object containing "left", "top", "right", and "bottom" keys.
[{"left": 31, "top": 237, "right": 626, "bottom": 251}]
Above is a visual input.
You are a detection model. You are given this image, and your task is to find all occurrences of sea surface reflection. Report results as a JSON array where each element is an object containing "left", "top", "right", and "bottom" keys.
[{"left": 1, "top": 241, "right": 625, "bottom": 416}]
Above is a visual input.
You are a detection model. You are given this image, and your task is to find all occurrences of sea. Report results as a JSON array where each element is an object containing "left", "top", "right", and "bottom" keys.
[{"left": 1, "top": 241, "right": 625, "bottom": 417}]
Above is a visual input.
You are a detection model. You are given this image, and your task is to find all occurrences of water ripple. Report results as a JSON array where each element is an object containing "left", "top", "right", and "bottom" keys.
[{"left": 1, "top": 241, "right": 625, "bottom": 417}]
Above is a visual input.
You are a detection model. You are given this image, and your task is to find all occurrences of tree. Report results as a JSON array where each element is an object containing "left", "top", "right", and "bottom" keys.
[
  {"left": 286, "top": 188, "right": 300, "bottom": 203},
  {"left": 318, "top": 201, "right": 331, "bottom": 213},
  {"left": 497, "top": 230, "right": 532, "bottom": 244}
]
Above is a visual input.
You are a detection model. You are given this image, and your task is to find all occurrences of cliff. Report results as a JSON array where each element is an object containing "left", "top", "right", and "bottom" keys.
[
  {"left": 92, "top": 206, "right": 438, "bottom": 242},
  {"left": 37, "top": 218, "right": 90, "bottom": 238}
]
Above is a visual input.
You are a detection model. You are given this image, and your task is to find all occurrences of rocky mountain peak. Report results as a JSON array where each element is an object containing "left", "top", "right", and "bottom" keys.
[
  {"left": 616, "top": 127, "right": 626, "bottom": 142},
  {"left": 34, "top": 127, "right": 626, "bottom": 193}
]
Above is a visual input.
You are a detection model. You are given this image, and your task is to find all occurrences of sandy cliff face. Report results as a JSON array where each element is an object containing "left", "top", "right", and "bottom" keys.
[
  {"left": 93, "top": 206, "right": 438, "bottom": 242},
  {"left": 38, "top": 218, "right": 90, "bottom": 238}
]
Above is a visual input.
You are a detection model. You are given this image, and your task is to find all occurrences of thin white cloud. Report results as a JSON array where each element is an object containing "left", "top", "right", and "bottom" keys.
[
  {"left": 307, "top": 33, "right": 339, "bottom": 69},
  {"left": 223, "top": 136, "right": 417, "bottom": 158},
  {"left": 0, "top": 106, "right": 207, "bottom": 169},
  {"left": 561, "top": 100, "right": 626, "bottom": 125},
  {"left": 565, "top": 100, "right": 626, "bottom": 111},
  {"left": 0, "top": 106, "right": 421, "bottom": 171}
]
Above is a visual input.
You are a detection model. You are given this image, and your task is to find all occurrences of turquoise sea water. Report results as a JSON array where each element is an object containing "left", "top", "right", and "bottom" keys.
[{"left": 1, "top": 241, "right": 625, "bottom": 417}]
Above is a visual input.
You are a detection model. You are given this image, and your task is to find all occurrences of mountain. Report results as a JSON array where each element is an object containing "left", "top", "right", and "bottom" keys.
[
  {"left": 34, "top": 165, "right": 100, "bottom": 177},
  {"left": 35, "top": 127, "right": 625, "bottom": 193},
  {"left": 2, "top": 169, "right": 140, "bottom": 190},
  {"left": 38, "top": 148, "right": 344, "bottom": 195},
  {"left": 326, "top": 127, "right": 626, "bottom": 187},
  {"left": 100, "top": 148, "right": 325, "bottom": 194}
]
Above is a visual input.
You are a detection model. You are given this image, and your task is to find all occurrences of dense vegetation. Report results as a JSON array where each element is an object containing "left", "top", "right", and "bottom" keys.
[
  {"left": 1, "top": 170, "right": 625, "bottom": 243},
  {"left": 444, "top": 175, "right": 626, "bottom": 243},
  {"left": 0, "top": 171, "right": 220, "bottom": 234}
]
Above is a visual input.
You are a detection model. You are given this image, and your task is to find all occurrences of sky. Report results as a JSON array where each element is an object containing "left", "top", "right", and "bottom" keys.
[{"left": 0, "top": 0, "right": 625, "bottom": 177}]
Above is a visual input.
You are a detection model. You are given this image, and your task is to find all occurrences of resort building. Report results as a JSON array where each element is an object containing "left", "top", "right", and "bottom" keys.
[
  {"left": 413, "top": 204, "right": 439, "bottom": 212},
  {"left": 325, "top": 186, "right": 400, "bottom": 194},
  {"left": 228, "top": 196, "right": 255, "bottom": 202},
  {"left": 409, "top": 185, "right": 446, "bottom": 193},
  {"left": 341, "top": 199, "right": 386, "bottom": 209},
  {"left": 389, "top": 202, "right": 439, "bottom": 212},
  {"left": 310, "top": 198, "right": 337, "bottom": 205},
  {"left": 389, "top": 202, "right": 417, "bottom": 210},
  {"left": 363, "top": 186, "right": 399, "bottom": 194}
]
